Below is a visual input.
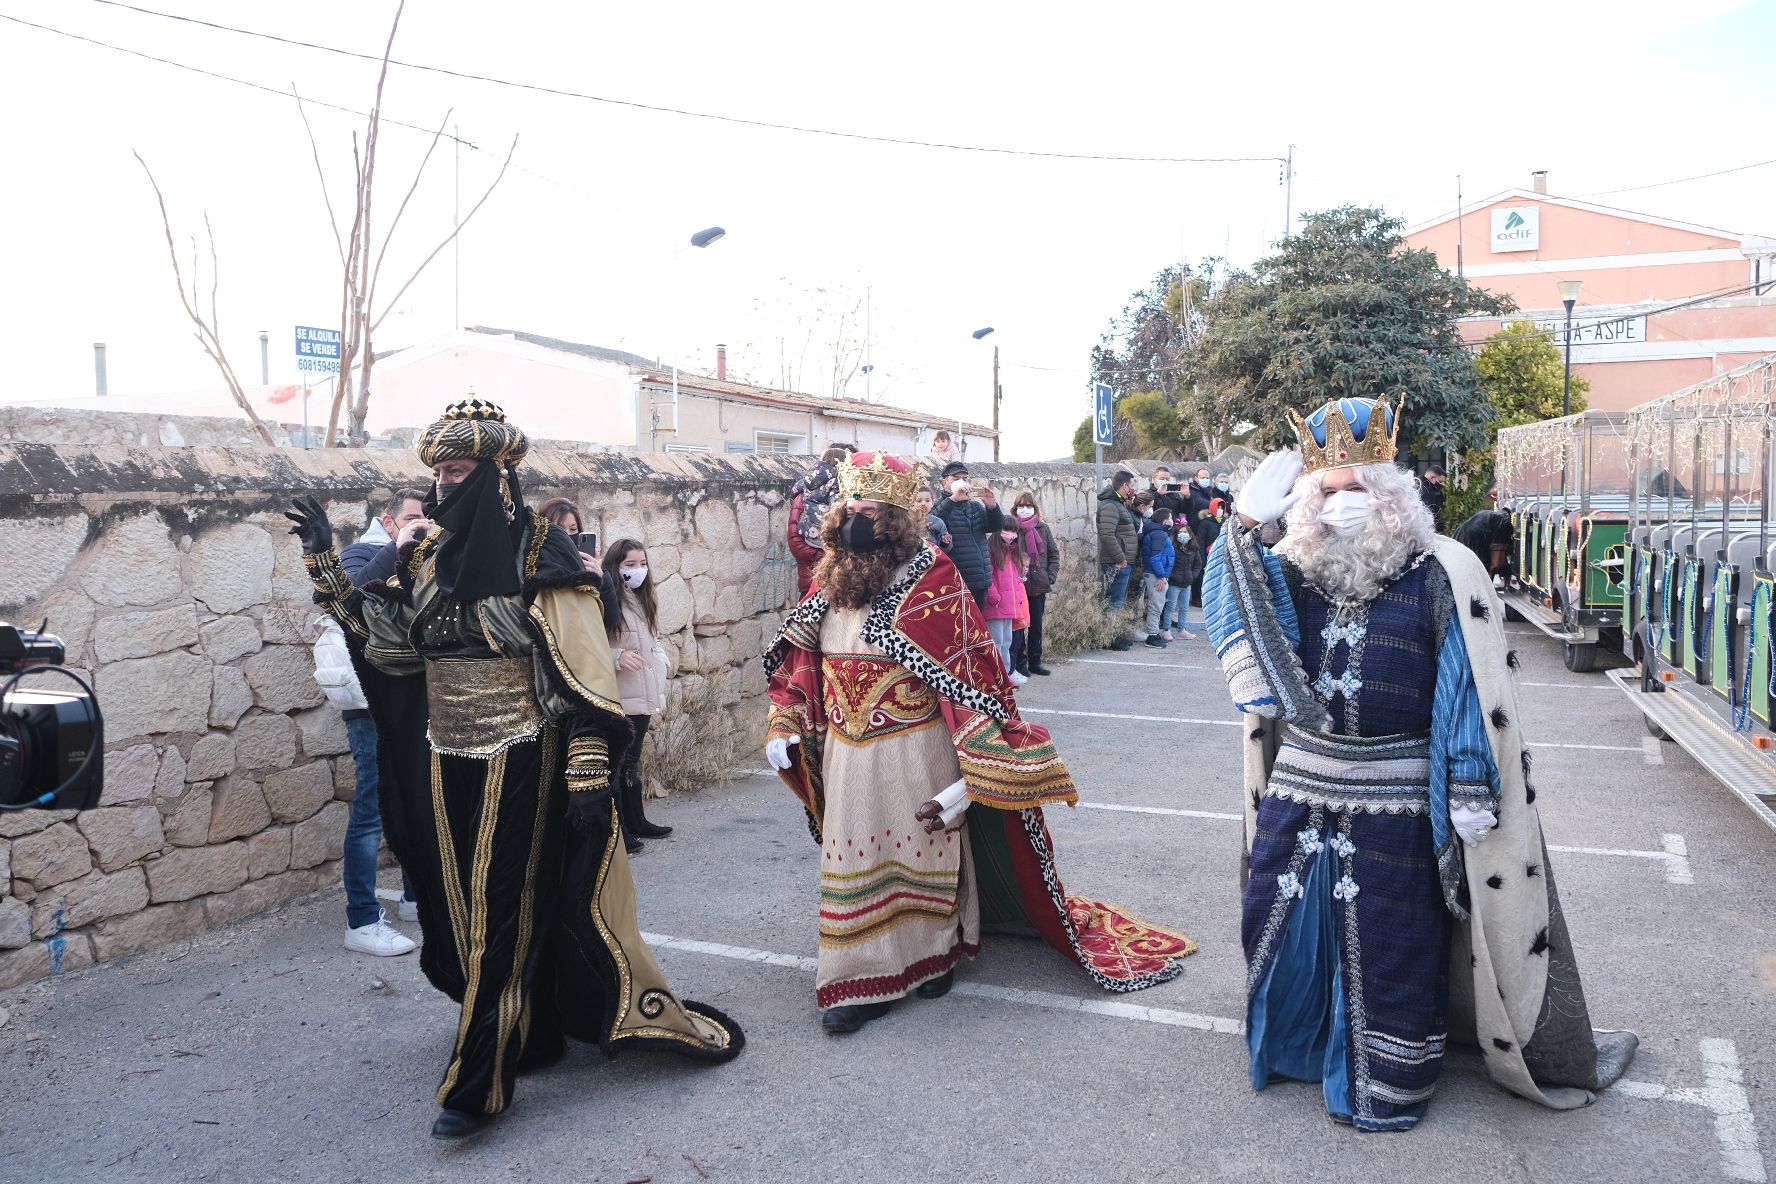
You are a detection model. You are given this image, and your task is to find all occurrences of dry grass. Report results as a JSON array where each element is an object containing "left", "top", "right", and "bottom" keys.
[
  {"left": 642, "top": 678, "right": 744, "bottom": 798},
  {"left": 1041, "top": 565, "right": 1135, "bottom": 659}
]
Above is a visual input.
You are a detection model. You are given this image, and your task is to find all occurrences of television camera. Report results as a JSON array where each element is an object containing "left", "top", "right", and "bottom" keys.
[{"left": 0, "top": 623, "right": 103, "bottom": 812}]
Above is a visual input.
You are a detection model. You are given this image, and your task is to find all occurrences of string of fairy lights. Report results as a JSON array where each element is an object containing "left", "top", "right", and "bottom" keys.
[{"left": 1497, "top": 355, "right": 1776, "bottom": 501}]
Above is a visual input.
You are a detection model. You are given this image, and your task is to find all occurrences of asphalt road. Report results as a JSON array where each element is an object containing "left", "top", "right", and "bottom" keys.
[{"left": 4, "top": 626, "right": 1774, "bottom": 1184}]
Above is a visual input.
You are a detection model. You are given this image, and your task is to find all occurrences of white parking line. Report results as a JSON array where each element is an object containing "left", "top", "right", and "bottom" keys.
[
  {"left": 644, "top": 932, "right": 1758, "bottom": 1178},
  {"left": 1074, "top": 804, "right": 1694, "bottom": 886},
  {"left": 1548, "top": 835, "right": 1694, "bottom": 885},
  {"left": 1022, "top": 708, "right": 1242, "bottom": 727},
  {"left": 1615, "top": 1039, "right": 1765, "bottom": 1182},
  {"left": 1080, "top": 801, "right": 1243, "bottom": 822},
  {"left": 1072, "top": 659, "right": 1211, "bottom": 670},
  {"left": 1520, "top": 681, "right": 1615, "bottom": 690},
  {"left": 1531, "top": 741, "right": 1645, "bottom": 753},
  {"left": 1643, "top": 736, "right": 1666, "bottom": 766}
]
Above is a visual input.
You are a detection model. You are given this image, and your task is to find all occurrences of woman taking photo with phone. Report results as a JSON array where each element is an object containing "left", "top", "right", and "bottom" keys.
[
  {"left": 601, "top": 538, "right": 675, "bottom": 853},
  {"left": 538, "top": 496, "right": 597, "bottom": 571}
]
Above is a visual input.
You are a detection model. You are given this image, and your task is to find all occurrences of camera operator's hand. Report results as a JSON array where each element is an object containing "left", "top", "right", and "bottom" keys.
[{"left": 284, "top": 496, "right": 335, "bottom": 555}]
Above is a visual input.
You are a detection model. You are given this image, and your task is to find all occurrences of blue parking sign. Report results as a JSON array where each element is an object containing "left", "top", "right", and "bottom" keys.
[{"left": 1093, "top": 383, "right": 1115, "bottom": 446}]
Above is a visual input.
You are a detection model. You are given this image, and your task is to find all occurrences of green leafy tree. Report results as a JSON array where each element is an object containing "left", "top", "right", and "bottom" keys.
[
  {"left": 1090, "top": 263, "right": 1222, "bottom": 456},
  {"left": 1187, "top": 206, "right": 1514, "bottom": 456},
  {"left": 1444, "top": 319, "right": 1591, "bottom": 524},
  {"left": 1119, "top": 390, "right": 1189, "bottom": 456},
  {"left": 1071, "top": 415, "right": 1094, "bottom": 463}
]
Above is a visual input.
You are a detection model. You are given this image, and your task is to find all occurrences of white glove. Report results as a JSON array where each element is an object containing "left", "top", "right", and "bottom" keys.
[
  {"left": 1451, "top": 804, "right": 1499, "bottom": 846},
  {"left": 765, "top": 735, "right": 800, "bottom": 770},
  {"left": 1238, "top": 450, "right": 1307, "bottom": 524}
]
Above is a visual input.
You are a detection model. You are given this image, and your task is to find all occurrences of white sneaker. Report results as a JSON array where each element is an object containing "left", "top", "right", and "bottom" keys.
[
  {"left": 398, "top": 897, "right": 419, "bottom": 923},
  {"left": 345, "top": 912, "right": 417, "bottom": 957},
  {"left": 1008, "top": 671, "right": 1029, "bottom": 687}
]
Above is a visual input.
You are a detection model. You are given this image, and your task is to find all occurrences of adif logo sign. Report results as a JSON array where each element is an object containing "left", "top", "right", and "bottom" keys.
[{"left": 1490, "top": 206, "right": 1540, "bottom": 253}]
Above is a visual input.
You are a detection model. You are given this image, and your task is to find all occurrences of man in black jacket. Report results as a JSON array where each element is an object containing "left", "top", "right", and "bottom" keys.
[
  {"left": 1149, "top": 466, "right": 1187, "bottom": 521},
  {"left": 341, "top": 488, "right": 429, "bottom": 587},
  {"left": 934, "top": 460, "right": 1004, "bottom": 606}
]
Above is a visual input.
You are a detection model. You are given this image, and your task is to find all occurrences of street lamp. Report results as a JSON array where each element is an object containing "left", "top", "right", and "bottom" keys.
[
  {"left": 670, "top": 226, "right": 727, "bottom": 439},
  {"left": 971, "top": 327, "right": 999, "bottom": 460},
  {"left": 1557, "top": 279, "right": 1582, "bottom": 418}
]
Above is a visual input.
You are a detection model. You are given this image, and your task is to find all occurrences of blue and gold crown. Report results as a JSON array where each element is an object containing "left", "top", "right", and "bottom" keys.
[{"left": 1286, "top": 395, "right": 1404, "bottom": 475}]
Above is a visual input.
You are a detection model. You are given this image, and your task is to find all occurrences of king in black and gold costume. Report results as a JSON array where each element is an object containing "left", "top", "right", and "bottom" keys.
[{"left": 289, "top": 400, "right": 741, "bottom": 1140}]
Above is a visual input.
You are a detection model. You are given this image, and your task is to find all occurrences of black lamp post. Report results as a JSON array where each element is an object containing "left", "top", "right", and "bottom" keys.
[{"left": 1557, "top": 279, "right": 1582, "bottom": 418}]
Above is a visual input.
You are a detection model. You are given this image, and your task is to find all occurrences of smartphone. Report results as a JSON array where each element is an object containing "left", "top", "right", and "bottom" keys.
[
  {"left": 574, "top": 531, "right": 599, "bottom": 557},
  {"left": 1164, "top": 482, "right": 1184, "bottom": 493}
]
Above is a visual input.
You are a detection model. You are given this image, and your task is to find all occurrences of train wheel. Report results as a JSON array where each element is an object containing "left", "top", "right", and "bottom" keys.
[{"left": 1563, "top": 642, "right": 1599, "bottom": 673}]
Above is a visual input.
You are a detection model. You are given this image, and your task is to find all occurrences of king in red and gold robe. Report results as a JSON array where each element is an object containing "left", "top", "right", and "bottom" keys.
[{"left": 765, "top": 542, "right": 1195, "bottom": 1009}]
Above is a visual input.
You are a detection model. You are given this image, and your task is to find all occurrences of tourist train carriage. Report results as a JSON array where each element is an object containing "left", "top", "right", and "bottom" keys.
[
  {"left": 1612, "top": 355, "right": 1776, "bottom": 832},
  {"left": 1496, "top": 411, "right": 1633, "bottom": 672}
]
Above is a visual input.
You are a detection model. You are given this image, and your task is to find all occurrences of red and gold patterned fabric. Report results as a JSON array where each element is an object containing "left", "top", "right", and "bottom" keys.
[
  {"left": 821, "top": 654, "right": 939, "bottom": 745},
  {"left": 764, "top": 545, "right": 1196, "bottom": 991}
]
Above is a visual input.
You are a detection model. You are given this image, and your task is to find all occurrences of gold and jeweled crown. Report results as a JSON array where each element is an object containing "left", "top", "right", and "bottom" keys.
[
  {"left": 1285, "top": 395, "right": 1404, "bottom": 475},
  {"left": 837, "top": 451, "right": 923, "bottom": 512}
]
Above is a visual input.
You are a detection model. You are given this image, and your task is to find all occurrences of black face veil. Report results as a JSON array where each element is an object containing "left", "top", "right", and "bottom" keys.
[{"left": 423, "top": 460, "right": 526, "bottom": 601}]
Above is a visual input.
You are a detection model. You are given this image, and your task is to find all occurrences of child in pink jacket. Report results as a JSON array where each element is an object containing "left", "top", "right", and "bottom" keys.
[{"left": 983, "top": 526, "right": 1030, "bottom": 687}]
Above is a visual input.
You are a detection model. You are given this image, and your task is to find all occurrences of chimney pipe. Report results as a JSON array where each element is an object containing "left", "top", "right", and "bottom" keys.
[
  {"left": 93, "top": 342, "right": 108, "bottom": 398},
  {"left": 1531, "top": 169, "right": 1548, "bottom": 195},
  {"left": 716, "top": 343, "right": 728, "bottom": 382},
  {"left": 259, "top": 330, "right": 270, "bottom": 385}
]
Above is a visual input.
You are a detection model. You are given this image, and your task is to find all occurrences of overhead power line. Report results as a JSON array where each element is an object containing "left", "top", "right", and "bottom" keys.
[
  {"left": 1575, "top": 156, "right": 1776, "bottom": 200},
  {"left": 78, "top": 0, "right": 1285, "bottom": 166}
]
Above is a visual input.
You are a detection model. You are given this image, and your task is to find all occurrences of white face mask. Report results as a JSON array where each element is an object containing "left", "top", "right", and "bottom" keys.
[
  {"left": 621, "top": 566, "right": 649, "bottom": 589},
  {"left": 1320, "top": 490, "right": 1372, "bottom": 538},
  {"left": 1015, "top": 507, "right": 1035, "bottom": 520}
]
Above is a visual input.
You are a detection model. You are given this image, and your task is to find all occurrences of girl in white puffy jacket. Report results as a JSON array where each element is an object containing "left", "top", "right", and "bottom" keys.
[
  {"left": 311, "top": 614, "right": 416, "bottom": 957},
  {"left": 600, "top": 539, "right": 674, "bottom": 853}
]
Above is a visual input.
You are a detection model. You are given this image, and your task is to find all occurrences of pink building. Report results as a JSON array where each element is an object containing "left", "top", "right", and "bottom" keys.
[{"left": 1404, "top": 173, "right": 1776, "bottom": 411}]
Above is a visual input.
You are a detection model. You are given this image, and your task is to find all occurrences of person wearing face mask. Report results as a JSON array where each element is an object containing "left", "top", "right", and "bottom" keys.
[
  {"left": 287, "top": 399, "right": 742, "bottom": 1139},
  {"left": 764, "top": 451, "right": 1195, "bottom": 1035},
  {"left": 932, "top": 460, "right": 1004, "bottom": 607},
  {"left": 602, "top": 539, "right": 674, "bottom": 854},
  {"left": 983, "top": 525, "right": 1031, "bottom": 685},
  {"left": 1187, "top": 466, "right": 1225, "bottom": 612},
  {"left": 1139, "top": 504, "right": 1178, "bottom": 647},
  {"left": 1201, "top": 396, "right": 1635, "bottom": 1132},
  {"left": 1009, "top": 492, "right": 1059, "bottom": 677}
]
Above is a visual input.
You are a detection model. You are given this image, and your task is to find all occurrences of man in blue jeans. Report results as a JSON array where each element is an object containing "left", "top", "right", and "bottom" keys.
[
  {"left": 1095, "top": 470, "right": 1140, "bottom": 650},
  {"left": 314, "top": 613, "right": 416, "bottom": 956}
]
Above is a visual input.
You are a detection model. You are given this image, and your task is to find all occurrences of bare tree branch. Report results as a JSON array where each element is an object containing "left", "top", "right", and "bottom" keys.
[
  {"left": 367, "top": 108, "right": 452, "bottom": 305},
  {"left": 134, "top": 150, "right": 277, "bottom": 447},
  {"left": 292, "top": 85, "right": 346, "bottom": 268},
  {"left": 370, "top": 134, "right": 516, "bottom": 335}
]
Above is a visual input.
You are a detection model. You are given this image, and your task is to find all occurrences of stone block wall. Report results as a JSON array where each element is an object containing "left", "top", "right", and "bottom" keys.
[{"left": 0, "top": 438, "right": 1128, "bottom": 989}]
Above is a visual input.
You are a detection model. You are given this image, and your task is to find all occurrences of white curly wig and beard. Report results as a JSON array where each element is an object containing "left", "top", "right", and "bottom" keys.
[{"left": 1275, "top": 463, "right": 1437, "bottom": 604}]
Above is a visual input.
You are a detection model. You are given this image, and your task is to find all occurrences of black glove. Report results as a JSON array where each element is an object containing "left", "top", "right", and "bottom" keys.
[
  {"left": 284, "top": 495, "right": 335, "bottom": 556},
  {"left": 564, "top": 788, "right": 612, "bottom": 834}
]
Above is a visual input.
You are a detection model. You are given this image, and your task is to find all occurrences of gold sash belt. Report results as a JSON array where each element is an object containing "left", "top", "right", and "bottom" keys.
[{"left": 426, "top": 656, "right": 542, "bottom": 758}]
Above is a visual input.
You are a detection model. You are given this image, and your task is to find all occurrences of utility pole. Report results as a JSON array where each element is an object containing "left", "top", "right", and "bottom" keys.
[
  {"left": 1282, "top": 144, "right": 1295, "bottom": 238},
  {"left": 1456, "top": 175, "right": 1465, "bottom": 280},
  {"left": 453, "top": 123, "right": 461, "bottom": 332},
  {"left": 992, "top": 345, "right": 1001, "bottom": 461}
]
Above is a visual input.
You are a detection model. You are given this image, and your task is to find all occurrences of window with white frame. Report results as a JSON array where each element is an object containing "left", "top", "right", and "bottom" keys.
[
  {"left": 664, "top": 443, "right": 712, "bottom": 454},
  {"left": 753, "top": 430, "right": 807, "bottom": 455}
]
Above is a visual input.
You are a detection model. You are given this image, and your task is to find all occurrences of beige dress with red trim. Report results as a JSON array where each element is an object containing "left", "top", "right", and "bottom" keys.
[{"left": 814, "top": 605, "right": 982, "bottom": 1009}]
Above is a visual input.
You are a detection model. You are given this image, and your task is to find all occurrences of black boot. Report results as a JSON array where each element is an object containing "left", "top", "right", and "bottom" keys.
[
  {"left": 624, "top": 832, "right": 644, "bottom": 855},
  {"left": 915, "top": 970, "right": 954, "bottom": 999},
  {"left": 431, "top": 1108, "right": 484, "bottom": 1139},
  {"left": 821, "top": 1000, "right": 893, "bottom": 1034},
  {"left": 622, "top": 768, "right": 673, "bottom": 839}
]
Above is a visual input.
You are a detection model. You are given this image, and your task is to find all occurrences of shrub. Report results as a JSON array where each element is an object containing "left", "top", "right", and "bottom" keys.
[
  {"left": 1040, "top": 564, "right": 1133, "bottom": 658},
  {"left": 642, "top": 678, "right": 743, "bottom": 798}
]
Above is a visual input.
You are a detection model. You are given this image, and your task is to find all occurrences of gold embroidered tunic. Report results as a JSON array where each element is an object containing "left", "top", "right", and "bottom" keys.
[{"left": 814, "top": 605, "right": 981, "bottom": 1008}]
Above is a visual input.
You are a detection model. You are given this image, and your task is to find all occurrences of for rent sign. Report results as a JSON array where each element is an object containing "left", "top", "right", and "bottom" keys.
[{"left": 1490, "top": 206, "right": 1540, "bottom": 252}]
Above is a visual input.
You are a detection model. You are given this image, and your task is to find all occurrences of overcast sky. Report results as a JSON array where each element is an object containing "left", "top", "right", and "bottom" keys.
[{"left": 4, "top": 0, "right": 1773, "bottom": 459}]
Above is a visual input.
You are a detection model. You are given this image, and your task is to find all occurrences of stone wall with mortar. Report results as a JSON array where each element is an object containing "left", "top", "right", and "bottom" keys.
[{"left": 0, "top": 440, "right": 1124, "bottom": 989}]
